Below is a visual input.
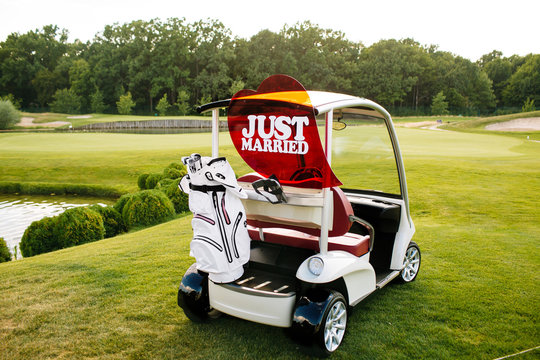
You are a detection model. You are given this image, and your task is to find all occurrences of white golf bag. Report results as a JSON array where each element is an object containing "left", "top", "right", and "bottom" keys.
[{"left": 179, "top": 154, "right": 250, "bottom": 283}]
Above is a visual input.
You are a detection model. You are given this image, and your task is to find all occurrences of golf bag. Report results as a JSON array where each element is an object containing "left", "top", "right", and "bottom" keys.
[{"left": 179, "top": 154, "right": 250, "bottom": 283}]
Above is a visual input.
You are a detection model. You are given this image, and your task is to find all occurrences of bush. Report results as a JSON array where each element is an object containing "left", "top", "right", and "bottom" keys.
[
  {"left": 90, "top": 89, "right": 107, "bottom": 113},
  {"left": 113, "top": 192, "right": 135, "bottom": 215},
  {"left": 166, "top": 162, "right": 186, "bottom": 171},
  {"left": 156, "top": 93, "right": 171, "bottom": 116},
  {"left": 156, "top": 178, "right": 173, "bottom": 190},
  {"left": 0, "top": 237, "right": 12, "bottom": 262},
  {"left": 121, "top": 190, "right": 175, "bottom": 229},
  {"left": 137, "top": 173, "right": 150, "bottom": 190},
  {"left": 0, "top": 99, "right": 20, "bottom": 129},
  {"left": 145, "top": 173, "right": 162, "bottom": 189},
  {"left": 20, "top": 216, "right": 59, "bottom": 257},
  {"left": 165, "top": 178, "right": 189, "bottom": 214},
  {"left": 53, "top": 207, "right": 105, "bottom": 249},
  {"left": 50, "top": 88, "right": 82, "bottom": 114},
  {"left": 89, "top": 205, "right": 126, "bottom": 238},
  {"left": 117, "top": 91, "right": 135, "bottom": 115},
  {"left": 163, "top": 167, "right": 185, "bottom": 180}
]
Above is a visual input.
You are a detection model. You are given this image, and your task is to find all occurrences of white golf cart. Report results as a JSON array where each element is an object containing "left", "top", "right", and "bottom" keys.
[{"left": 177, "top": 75, "right": 420, "bottom": 356}]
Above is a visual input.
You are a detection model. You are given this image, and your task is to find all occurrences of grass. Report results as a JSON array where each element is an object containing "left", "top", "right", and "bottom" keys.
[{"left": 0, "top": 123, "right": 539, "bottom": 359}]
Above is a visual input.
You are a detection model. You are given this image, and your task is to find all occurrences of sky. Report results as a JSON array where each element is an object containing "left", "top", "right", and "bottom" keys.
[{"left": 1, "top": 0, "right": 538, "bottom": 61}]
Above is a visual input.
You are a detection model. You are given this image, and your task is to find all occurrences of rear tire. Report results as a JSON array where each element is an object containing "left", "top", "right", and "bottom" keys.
[
  {"left": 315, "top": 291, "right": 348, "bottom": 356},
  {"left": 398, "top": 241, "right": 421, "bottom": 283}
]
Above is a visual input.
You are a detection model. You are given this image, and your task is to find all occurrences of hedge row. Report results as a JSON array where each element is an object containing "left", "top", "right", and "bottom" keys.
[
  {"left": 0, "top": 181, "right": 124, "bottom": 198},
  {"left": 18, "top": 162, "right": 189, "bottom": 258}
]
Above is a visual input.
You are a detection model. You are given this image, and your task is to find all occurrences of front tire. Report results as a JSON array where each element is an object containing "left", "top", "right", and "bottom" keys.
[
  {"left": 317, "top": 292, "right": 348, "bottom": 355},
  {"left": 399, "top": 241, "right": 421, "bottom": 283}
]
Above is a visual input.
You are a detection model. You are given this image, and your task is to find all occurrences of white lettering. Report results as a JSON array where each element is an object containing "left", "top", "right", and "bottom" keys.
[
  {"left": 274, "top": 116, "right": 292, "bottom": 140},
  {"left": 242, "top": 115, "right": 257, "bottom": 138},
  {"left": 239, "top": 114, "right": 311, "bottom": 155},
  {"left": 291, "top": 116, "right": 309, "bottom": 141},
  {"left": 241, "top": 137, "right": 253, "bottom": 151},
  {"left": 257, "top": 115, "right": 274, "bottom": 139},
  {"left": 252, "top": 138, "right": 263, "bottom": 152}
]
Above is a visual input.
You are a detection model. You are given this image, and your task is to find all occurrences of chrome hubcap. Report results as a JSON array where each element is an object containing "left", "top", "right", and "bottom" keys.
[
  {"left": 324, "top": 301, "right": 347, "bottom": 352},
  {"left": 402, "top": 246, "right": 420, "bottom": 282}
]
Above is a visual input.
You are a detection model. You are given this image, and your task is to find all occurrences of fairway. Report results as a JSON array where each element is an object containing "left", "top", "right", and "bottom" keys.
[{"left": 0, "top": 127, "right": 539, "bottom": 359}]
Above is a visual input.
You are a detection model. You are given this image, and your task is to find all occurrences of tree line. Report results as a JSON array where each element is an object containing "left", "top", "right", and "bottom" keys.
[{"left": 0, "top": 19, "right": 538, "bottom": 116}]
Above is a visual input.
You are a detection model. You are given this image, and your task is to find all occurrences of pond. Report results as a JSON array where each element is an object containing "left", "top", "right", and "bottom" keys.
[{"left": 0, "top": 194, "right": 113, "bottom": 259}]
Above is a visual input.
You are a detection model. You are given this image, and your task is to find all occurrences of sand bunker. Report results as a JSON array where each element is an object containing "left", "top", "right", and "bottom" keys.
[
  {"left": 485, "top": 118, "right": 540, "bottom": 132},
  {"left": 18, "top": 117, "right": 71, "bottom": 128}
]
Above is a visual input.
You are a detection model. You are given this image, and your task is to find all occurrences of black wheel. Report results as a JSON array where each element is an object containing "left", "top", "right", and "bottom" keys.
[
  {"left": 177, "top": 263, "right": 220, "bottom": 322},
  {"left": 314, "top": 291, "right": 348, "bottom": 356},
  {"left": 291, "top": 289, "right": 348, "bottom": 357},
  {"left": 398, "top": 241, "right": 421, "bottom": 283}
]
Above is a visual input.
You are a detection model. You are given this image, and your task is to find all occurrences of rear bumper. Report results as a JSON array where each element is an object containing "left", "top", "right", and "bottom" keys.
[{"left": 208, "top": 277, "right": 296, "bottom": 328}]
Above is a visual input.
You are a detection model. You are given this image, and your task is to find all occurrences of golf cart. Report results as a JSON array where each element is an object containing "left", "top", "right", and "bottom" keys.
[{"left": 177, "top": 75, "right": 420, "bottom": 356}]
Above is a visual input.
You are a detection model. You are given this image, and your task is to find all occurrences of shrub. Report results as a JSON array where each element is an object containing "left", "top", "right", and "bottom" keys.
[
  {"left": 50, "top": 88, "right": 82, "bottom": 114},
  {"left": 117, "top": 91, "right": 135, "bottom": 115},
  {"left": 522, "top": 97, "right": 535, "bottom": 112},
  {"left": 114, "top": 192, "right": 135, "bottom": 215},
  {"left": 53, "top": 207, "right": 105, "bottom": 249},
  {"left": 0, "top": 99, "right": 20, "bottom": 129},
  {"left": 156, "top": 93, "right": 171, "bottom": 116},
  {"left": 90, "top": 89, "right": 107, "bottom": 113},
  {"left": 166, "top": 162, "right": 186, "bottom": 171},
  {"left": 121, "top": 189, "right": 175, "bottom": 229},
  {"left": 145, "top": 173, "right": 162, "bottom": 189},
  {"left": 163, "top": 167, "right": 185, "bottom": 180},
  {"left": 20, "top": 216, "right": 59, "bottom": 257},
  {"left": 165, "top": 178, "right": 189, "bottom": 214},
  {"left": 89, "top": 205, "right": 126, "bottom": 238},
  {"left": 156, "top": 178, "right": 173, "bottom": 190},
  {"left": 431, "top": 91, "right": 449, "bottom": 115},
  {"left": 0, "top": 237, "right": 11, "bottom": 262},
  {"left": 137, "top": 173, "right": 150, "bottom": 190}
]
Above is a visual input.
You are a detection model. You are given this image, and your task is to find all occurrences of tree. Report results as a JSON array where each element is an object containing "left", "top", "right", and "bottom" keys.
[
  {"left": 156, "top": 93, "right": 171, "bottom": 116},
  {"left": 431, "top": 91, "right": 449, "bottom": 115},
  {"left": 0, "top": 100, "right": 20, "bottom": 129},
  {"left": 503, "top": 55, "right": 540, "bottom": 107},
  {"left": 90, "top": 88, "right": 106, "bottom": 113},
  {"left": 69, "top": 59, "right": 95, "bottom": 111},
  {"left": 175, "top": 90, "right": 190, "bottom": 115},
  {"left": 50, "top": 88, "right": 81, "bottom": 114},
  {"left": 0, "top": 25, "right": 69, "bottom": 107},
  {"left": 354, "top": 39, "right": 421, "bottom": 106},
  {"left": 116, "top": 91, "right": 135, "bottom": 115},
  {"left": 522, "top": 97, "right": 535, "bottom": 112}
]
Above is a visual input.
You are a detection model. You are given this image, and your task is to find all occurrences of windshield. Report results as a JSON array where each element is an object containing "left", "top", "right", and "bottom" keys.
[{"left": 329, "top": 111, "right": 401, "bottom": 196}]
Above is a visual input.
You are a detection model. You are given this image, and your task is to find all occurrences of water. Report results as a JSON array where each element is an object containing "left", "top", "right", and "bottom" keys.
[{"left": 0, "top": 195, "right": 112, "bottom": 259}]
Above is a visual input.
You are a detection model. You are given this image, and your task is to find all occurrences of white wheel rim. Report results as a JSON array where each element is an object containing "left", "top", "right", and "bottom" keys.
[
  {"left": 402, "top": 246, "right": 420, "bottom": 282},
  {"left": 324, "top": 301, "right": 347, "bottom": 352}
]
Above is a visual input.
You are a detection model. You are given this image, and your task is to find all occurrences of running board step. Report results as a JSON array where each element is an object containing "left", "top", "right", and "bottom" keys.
[
  {"left": 222, "top": 268, "right": 296, "bottom": 298},
  {"left": 376, "top": 270, "right": 401, "bottom": 289}
]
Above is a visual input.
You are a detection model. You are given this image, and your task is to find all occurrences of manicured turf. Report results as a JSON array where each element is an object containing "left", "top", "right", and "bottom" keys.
[{"left": 0, "top": 124, "right": 538, "bottom": 359}]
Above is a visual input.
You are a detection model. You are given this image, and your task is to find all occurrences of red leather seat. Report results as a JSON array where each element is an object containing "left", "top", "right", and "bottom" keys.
[
  {"left": 248, "top": 227, "right": 370, "bottom": 257},
  {"left": 239, "top": 173, "right": 370, "bottom": 257}
]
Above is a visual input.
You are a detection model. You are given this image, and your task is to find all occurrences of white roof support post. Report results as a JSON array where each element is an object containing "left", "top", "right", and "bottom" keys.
[
  {"left": 319, "top": 109, "right": 333, "bottom": 255},
  {"left": 212, "top": 108, "right": 219, "bottom": 158}
]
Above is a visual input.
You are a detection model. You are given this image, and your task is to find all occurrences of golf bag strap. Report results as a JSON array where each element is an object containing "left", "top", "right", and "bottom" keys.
[{"left": 189, "top": 184, "right": 226, "bottom": 193}]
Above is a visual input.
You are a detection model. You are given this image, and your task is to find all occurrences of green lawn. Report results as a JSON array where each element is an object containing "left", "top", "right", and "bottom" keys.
[{"left": 0, "top": 125, "right": 539, "bottom": 359}]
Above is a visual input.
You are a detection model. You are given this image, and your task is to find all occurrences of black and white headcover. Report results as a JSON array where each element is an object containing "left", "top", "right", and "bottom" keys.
[{"left": 179, "top": 154, "right": 250, "bottom": 283}]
